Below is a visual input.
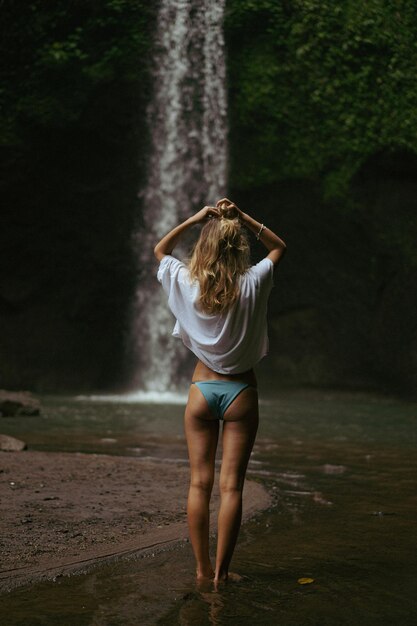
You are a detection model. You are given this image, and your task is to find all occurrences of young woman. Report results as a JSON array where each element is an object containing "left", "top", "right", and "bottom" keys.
[{"left": 154, "top": 198, "right": 286, "bottom": 583}]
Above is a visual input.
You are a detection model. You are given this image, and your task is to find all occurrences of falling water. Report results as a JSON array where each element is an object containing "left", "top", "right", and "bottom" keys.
[{"left": 129, "top": 0, "right": 228, "bottom": 393}]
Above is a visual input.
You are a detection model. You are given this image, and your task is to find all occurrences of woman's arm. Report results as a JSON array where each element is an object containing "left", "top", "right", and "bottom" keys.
[
  {"left": 216, "top": 198, "right": 287, "bottom": 266},
  {"left": 153, "top": 206, "right": 220, "bottom": 261},
  {"left": 241, "top": 212, "right": 287, "bottom": 266}
]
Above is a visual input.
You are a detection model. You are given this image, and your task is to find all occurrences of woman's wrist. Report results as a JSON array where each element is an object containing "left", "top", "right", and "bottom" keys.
[{"left": 240, "top": 212, "right": 261, "bottom": 233}]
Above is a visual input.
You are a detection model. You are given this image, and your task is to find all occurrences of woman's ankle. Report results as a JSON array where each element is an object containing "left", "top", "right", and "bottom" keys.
[
  {"left": 214, "top": 567, "right": 228, "bottom": 582},
  {"left": 196, "top": 565, "right": 214, "bottom": 580}
]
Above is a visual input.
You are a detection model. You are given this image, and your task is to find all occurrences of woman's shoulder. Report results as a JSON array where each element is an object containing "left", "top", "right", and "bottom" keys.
[
  {"left": 246, "top": 257, "right": 274, "bottom": 281},
  {"left": 158, "top": 254, "right": 186, "bottom": 269},
  {"left": 157, "top": 254, "right": 191, "bottom": 289},
  {"left": 252, "top": 257, "right": 274, "bottom": 270}
]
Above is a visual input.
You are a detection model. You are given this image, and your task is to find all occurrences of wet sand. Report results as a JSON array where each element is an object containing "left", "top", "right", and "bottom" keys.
[{"left": 0, "top": 450, "right": 270, "bottom": 593}]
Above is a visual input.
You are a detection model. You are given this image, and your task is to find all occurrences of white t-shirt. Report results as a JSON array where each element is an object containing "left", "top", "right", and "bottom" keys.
[{"left": 157, "top": 254, "right": 274, "bottom": 374}]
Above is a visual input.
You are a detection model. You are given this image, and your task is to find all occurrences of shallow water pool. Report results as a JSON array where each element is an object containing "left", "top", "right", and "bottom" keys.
[{"left": 1, "top": 389, "right": 416, "bottom": 625}]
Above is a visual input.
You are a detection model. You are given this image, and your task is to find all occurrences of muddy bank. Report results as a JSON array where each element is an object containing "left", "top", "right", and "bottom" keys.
[{"left": 0, "top": 450, "right": 270, "bottom": 593}]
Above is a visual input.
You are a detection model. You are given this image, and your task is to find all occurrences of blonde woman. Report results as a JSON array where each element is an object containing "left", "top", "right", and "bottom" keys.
[{"left": 154, "top": 198, "right": 286, "bottom": 583}]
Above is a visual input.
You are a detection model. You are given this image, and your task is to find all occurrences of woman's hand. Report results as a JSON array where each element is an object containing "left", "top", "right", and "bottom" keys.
[
  {"left": 216, "top": 197, "right": 238, "bottom": 210},
  {"left": 154, "top": 206, "right": 220, "bottom": 260},
  {"left": 216, "top": 198, "right": 245, "bottom": 220},
  {"left": 189, "top": 205, "right": 220, "bottom": 225}
]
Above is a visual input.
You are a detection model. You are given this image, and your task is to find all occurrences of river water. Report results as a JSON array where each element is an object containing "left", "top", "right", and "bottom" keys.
[{"left": 1, "top": 389, "right": 417, "bottom": 625}]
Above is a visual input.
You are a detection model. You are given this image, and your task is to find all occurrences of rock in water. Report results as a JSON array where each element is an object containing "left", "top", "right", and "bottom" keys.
[
  {"left": 0, "top": 434, "right": 27, "bottom": 451},
  {"left": 0, "top": 390, "right": 41, "bottom": 417}
]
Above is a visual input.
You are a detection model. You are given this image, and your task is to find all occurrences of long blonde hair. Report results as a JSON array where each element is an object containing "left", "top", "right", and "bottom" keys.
[{"left": 188, "top": 205, "right": 250, "bottom": 315}]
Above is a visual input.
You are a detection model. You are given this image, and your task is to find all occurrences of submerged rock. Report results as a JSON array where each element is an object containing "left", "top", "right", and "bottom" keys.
[
  {"left": 0, "top": 390, "right": 41, "bottom": 417},
  {"left": 0, "top": 434, "right": 27, "bottom": 451}
]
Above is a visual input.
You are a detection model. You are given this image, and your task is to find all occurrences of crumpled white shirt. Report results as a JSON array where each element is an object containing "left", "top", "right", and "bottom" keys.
[{"left": 157, "top": 254, "right": 274, "bottom": 374}]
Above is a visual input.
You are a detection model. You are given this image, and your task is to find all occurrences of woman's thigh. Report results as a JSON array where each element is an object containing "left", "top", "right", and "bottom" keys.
[
  {"left": 220, "top": 388, "right": 259, "bottom": 490},
  {"left": 223, "top": 387, "right": 259, "bottom": 423},
  {"left": 184, "top": 385, "right": 220, "bottom": 482}
]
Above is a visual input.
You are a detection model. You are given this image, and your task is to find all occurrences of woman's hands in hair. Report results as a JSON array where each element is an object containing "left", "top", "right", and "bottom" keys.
[
  {"left": 191, "top": 200, "right": 243, "bottom": 225},
  {"left": 154, "top": 206, "right": 220, "bottom": 261},
  {"left": 216, "top": 198, "right": 245, "bottom": 221},
  {"left": 216, "top": 198, "right": 287, "bottom": 266},
  {"left": 189, "top": 206, "right": 221, "bottom": 224},
  {"left": 154, "top": 205, "right": 221, "bottom": 260}
]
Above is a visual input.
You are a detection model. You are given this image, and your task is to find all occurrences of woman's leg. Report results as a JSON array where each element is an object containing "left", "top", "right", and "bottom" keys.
[
  {"left": 184, "top": 384, "right": 219, "bottom": 579},
  {"left": 215, "top": 388, "right": 259, "bottom": 582}
]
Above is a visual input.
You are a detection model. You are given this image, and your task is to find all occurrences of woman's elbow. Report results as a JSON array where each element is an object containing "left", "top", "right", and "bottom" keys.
[
  {"left": 276, "top": 239, "right": 287, "bottom": 255},
  {"left": 268, "top": 240, "right": 287, "bottom": 265},
  {"left": 154, "top": 243, "right": 164, "bottom": 261}
]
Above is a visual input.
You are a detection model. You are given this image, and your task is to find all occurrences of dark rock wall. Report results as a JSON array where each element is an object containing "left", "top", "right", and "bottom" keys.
[
  {"left": 232, "top": 181, "right": 377, "bottom": 390},
  {"left": 1, "top": 113, "right": 142, "bottom": 392},
  {"left": 350, "top": 150, "right": 417, "bottom": 392},
  {"left": 1, "top": 1, "right": 156, "bottom": 392},
  {"left": 237, "top": 149, "right": 417, "bottom": 394}
]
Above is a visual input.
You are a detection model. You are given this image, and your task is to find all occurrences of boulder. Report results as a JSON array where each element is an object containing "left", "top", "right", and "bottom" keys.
[
  {"left": 0, "top": 434, "right": 27, "bottom": 451},
  {"left": 0, "top": 390, "right": 41, "bottom": 417}
]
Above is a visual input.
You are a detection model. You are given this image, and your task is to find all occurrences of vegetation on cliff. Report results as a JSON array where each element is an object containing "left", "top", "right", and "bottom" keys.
[{"left": 225, "top": 0, "right": 417, "bottom": 196}]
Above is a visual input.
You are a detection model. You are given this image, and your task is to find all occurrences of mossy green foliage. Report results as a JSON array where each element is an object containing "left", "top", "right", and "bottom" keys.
[
  {"left": 225, "top": 0, "right": 417, "bottom": 197},
  {"left": 1, "top": 0, "right": 156, "bottom": 144}
]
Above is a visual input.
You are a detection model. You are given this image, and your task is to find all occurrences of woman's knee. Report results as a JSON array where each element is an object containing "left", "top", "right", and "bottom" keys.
[
  {"left": 190, "top": 472, "right": 215, "bottom": 494},
  {"left": 219, "top": 476, "right": 244, "bottom": 496}
]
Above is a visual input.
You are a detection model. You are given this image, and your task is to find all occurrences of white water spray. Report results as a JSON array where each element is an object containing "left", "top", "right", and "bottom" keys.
[{"left": 130, "top": 0, "right": 228, "bottom": 392}]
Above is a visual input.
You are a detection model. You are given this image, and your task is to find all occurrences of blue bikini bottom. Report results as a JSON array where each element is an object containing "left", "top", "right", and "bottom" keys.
[{"left": 191, "top": 380, "right": 251, "bottom": 420}]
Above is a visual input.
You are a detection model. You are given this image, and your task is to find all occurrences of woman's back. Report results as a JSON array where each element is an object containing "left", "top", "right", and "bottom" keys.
[
  {"left": 188, "top": 203, "right": 250, "bottom": 315},
  {"left": 157, "top": 254, "right": 274, "bottom": 374}
]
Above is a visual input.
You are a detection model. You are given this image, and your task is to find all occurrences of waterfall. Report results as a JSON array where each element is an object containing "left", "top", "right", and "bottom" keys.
[{"left": 129, "top": 0, "right": 228, "bottom": 392}]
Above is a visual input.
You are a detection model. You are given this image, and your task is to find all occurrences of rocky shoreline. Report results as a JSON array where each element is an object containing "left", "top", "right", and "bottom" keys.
[
  {"left": 0, "top": 389, "right": 41, "bottom": 451},
  {"left": 0, "top": 390, "right": 40, "bottom": 417}
]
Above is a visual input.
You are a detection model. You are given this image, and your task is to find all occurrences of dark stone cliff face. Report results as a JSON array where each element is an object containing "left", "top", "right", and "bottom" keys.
[
  {"left": 233, "top": 150, "right": 417, "bottom": 395},
  {"left": 1, "top": 88, "right": 146, "bottom": 393}
]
